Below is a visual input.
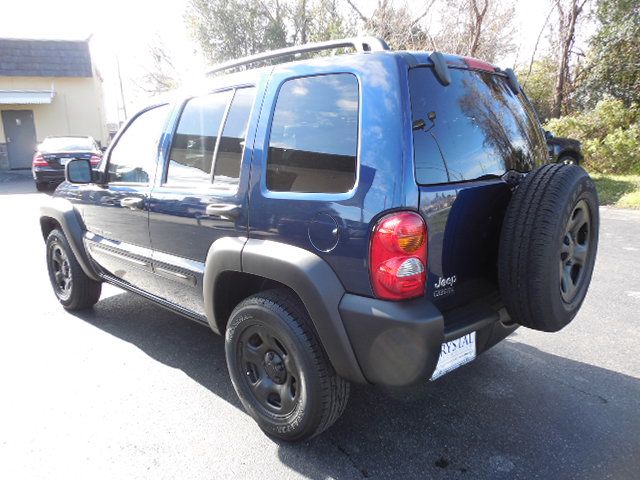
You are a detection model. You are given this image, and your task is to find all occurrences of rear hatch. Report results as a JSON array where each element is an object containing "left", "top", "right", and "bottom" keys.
[{"left": 408, "top": 60, "right": 548, "bottom": 321}]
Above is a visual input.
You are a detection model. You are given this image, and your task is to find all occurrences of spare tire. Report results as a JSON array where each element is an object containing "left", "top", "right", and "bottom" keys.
[{"left": 498, "top": 164, "right": 599, "bottom": 332}]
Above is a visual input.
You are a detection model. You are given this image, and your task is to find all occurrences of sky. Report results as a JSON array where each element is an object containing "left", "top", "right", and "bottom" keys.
[{"left": 0, "top": 0, "right": 592, "bottom": 124}]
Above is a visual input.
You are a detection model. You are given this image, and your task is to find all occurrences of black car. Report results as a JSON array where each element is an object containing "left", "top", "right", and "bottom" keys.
[
  {"left": 32, "top": 136, "right": 102, "bottom": 191},
  {"left": 545, "top": 130, "right": 583, "bottom": 165},
  {"left": 40, "top": 38, "right": 599, "bottom": 441}
]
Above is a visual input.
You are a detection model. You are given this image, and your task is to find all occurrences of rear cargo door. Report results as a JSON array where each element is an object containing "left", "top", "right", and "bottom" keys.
[{"left": 409, "top": 66, "right": 547, "bottom": 314}]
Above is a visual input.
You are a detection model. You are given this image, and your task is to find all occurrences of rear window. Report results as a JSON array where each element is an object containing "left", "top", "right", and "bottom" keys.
[
  {"left": 409, "top": 67, "right": 547, "bottom": 185},
  {"left": 41, "top": 137, "right": 95, "bottom": 152}
]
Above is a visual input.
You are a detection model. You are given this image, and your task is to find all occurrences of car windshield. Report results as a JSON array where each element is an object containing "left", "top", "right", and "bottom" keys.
[
  {"left": 409, "top": 67, "right": 547, "bottom": 185},
  {"left": 40, "top": 137, "right": 95, "bottom": 152}
]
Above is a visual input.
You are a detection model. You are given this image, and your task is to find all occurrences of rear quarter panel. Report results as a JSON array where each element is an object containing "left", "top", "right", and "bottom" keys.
[{"left": 247, "top": 53, "right": 418, "bottom": 296}]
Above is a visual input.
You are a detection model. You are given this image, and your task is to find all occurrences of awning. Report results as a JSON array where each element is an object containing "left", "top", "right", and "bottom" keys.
[{"left": 0, "top": 89, "right": 55, "bottom": 105}]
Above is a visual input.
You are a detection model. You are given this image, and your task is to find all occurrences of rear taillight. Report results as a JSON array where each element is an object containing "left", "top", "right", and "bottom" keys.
[
  {"left": 32, "top": 154, "right": 47, "bottom": 167},
  {"left": 369, "top": 211, "right": 427, "bottom": 300},
  {"left": 89, "top": 154, "right": 101, "bottom": 166}
]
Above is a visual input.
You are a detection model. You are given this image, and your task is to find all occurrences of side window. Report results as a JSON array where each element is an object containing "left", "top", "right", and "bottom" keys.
[
  {"left": 266, "top": 74, "right": 359, "bottom": 194},
  {"left": 212, "top": 87, "right": 256, "bottom": 191},
  {"left": 166, "top": 91, "right": 231, "bottom": 185},
  {"left": 107, "top": 104, "right": 169, "bottom": 184}
]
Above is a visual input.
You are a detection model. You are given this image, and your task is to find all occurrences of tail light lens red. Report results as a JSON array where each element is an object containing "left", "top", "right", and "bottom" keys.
[
  {"left": 32, "top": 154, "right": 48, "bottom": 167},
  {"left": 89, "top": 154, "right": 101, "bottom": 166},
  {"left": 369, "top": 211, "right": 428, "bottom": 300}
]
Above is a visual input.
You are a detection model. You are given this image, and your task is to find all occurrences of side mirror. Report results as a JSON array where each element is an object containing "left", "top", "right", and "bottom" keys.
[
  {"left": 544, "top": 130, "right": 553, "bottom": 140},
  {"left": 66, "top": 158, "right": 93, "bottom": 184}
]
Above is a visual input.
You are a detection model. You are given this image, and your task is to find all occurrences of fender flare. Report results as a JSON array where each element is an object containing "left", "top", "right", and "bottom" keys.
[
  {"left": 241, "top": 239, "right": 366, "bottom": 384},
  {"left": 39, "top": 198, "right": 101, "bottom": 282},
  {"left": 202, "top": 236, "right": 246, "bottom": 333},
  {"left": 202, "top": 237, "right": 366, "bottom": 383}
]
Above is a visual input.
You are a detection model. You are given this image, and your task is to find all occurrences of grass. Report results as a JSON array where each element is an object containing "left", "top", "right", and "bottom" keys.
[{"left": 590, "top": 173, "right": 640, "bottom": 209}]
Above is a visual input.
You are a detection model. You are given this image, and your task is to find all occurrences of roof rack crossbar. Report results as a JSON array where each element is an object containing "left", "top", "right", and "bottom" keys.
[{"left": 206, "top": 36, "right": 390, "bottom": 76}]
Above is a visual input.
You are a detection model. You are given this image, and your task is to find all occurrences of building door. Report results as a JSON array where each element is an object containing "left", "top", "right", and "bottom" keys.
[{"left": 2, "top": 110, "right": 37, "bottom": 169}]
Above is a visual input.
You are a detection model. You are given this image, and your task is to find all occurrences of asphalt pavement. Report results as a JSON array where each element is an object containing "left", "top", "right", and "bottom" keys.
[{"left": 1, "top": 171, "right": 639, "bottom": 479}]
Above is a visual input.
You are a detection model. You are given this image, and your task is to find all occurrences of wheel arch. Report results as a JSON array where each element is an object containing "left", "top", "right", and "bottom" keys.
[
  {"left": 558, "top": 148, "right": 583, "bottom": 164},
  {"left": 39, "top": 198, "right": 101, "bottom": 282},
  {"left": 203, "top": 238, "right": 367, "bottom": 384}
]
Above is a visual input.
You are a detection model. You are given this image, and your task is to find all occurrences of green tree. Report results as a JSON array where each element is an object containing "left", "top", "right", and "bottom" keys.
[
  {"left": 185, "top": 0, "right": 355, "bottom": 64},
  {"left": 519, "top": 56, "right": 557, "bottom": 122},
  {"left": 576, "top": 0, "right": 640, "bottom": 108},
  {"left": 545, "top": 98, "right": 640, "bottom": 173},
  {"left": 185, "top": 0, "right": 288, "bottom": 63}
]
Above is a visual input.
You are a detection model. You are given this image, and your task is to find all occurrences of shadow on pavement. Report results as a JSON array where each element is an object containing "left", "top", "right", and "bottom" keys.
[{"left": 72, "top": 290, "right": 640, "bottom": 479}]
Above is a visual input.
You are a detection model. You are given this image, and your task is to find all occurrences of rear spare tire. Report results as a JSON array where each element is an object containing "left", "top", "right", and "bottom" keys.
[{"left": 498, "top": 164, "right": 599, "bottom": 332}]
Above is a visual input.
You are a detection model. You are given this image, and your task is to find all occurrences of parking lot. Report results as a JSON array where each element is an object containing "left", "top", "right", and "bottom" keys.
[{"left": 1, "top": 171, "right": 639, "bottom": 479}]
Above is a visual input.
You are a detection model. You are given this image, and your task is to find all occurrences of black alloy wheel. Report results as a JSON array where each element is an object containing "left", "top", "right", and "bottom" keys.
[
  {"left": 225, "top": 289, "right": 349, "bottom": 441},
  {"left": 48, "top": 240, "right": 73, "bottom": 301},
  {"left": 560, "top": 199, "right": 591, "bottom": 303},
  {"left": 45, "top": 229, "right": 102, "bottom": 310},
  {"left": 238, "top": 324, "right": 300, "bottom": 416}
]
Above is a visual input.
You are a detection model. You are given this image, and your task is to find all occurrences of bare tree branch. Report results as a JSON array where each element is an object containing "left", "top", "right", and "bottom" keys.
[
  {"left": 345, "top": 0, "right": 368, "bottom": 23},
  {"left": 523, "top": 0, "right": 559, "bottom": 87},
  {"left": 410, "top": 0, "right": 436, "bottom": 28}
]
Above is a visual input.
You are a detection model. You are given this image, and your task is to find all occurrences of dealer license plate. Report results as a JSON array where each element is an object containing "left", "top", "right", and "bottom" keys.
[{"left": 430, "top": 332, "right": 476, "bottom": 380}]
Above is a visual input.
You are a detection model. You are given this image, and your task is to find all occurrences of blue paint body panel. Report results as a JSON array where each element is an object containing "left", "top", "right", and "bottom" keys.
[{"left": 54, "top": 49, "right": 547, "bottom": 323}]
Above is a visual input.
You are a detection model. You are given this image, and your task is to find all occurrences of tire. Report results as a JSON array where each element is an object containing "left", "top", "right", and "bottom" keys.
[
  {"left": 498, "top": 164, "right": 599, "bottom": 332},
  {"left": 35, "top": 182, "right": 48, "bottom": 192},
  {"left": 46, "top": 229, "right": 102, "bottom": 311},
  {"left": 225, "top": 289, "right": 350, "bottom": 441}
]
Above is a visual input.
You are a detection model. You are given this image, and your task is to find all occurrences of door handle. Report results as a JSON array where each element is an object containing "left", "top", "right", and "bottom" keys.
[
  {"left": 205, "top": 203, "right": 240, "bottom": 220},
  {"left": 120, "top": 197, "right": 144, "bottom": 210}
]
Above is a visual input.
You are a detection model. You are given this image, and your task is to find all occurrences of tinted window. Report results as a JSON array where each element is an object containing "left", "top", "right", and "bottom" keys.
[
  {"left": 213, "top": 87, "right": 256, "bottom": 191},
  {"left": 267, "top": 74, "right": 358, "bottom": 193},
  {"left": 41, "top": 137, "right": 95, "bottom": 152},
  {"left": 108, "top": 105, "right": 169, "bottom": 183},
  {"left": 409, "top": 67, "right": 547, "bottom": 185},
  {"left": 166, "top": 91, "right": 231, "bottom": 185}
]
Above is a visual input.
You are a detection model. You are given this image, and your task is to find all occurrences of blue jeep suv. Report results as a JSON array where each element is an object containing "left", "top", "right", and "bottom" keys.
[{"left": 40, "top": 37, "right": 599, "bottom": 441}]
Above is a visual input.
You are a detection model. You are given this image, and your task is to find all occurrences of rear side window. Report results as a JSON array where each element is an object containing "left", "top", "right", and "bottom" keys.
[
  {"left": 166, "top": 91, "right": 231, "bottom": 185},
  {"left": 409, "top": 67, "right": 547, "bottom": 185},
  {"left": 213, "top": 87, "right": 256, "bottom": 191},
  {"left": 108, "top": 104, "right": 169, "bottom": 184},
  {"left": 266, "top": 74, "right": 358, "bottom": 194}
]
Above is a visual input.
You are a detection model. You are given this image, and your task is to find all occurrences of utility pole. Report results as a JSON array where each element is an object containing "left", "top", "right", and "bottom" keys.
[{"left": 116, "top": 54, "right": 128, "bottom": 120}]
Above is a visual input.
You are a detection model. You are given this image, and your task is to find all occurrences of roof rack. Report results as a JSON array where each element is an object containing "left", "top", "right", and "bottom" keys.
[{"left": 206, "top": 36, "right": 390, "bottom": 76}]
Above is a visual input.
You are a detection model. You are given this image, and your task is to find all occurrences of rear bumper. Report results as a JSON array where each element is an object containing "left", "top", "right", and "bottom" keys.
[
  {"left": 33, "top": 167, "right": 65, "bottom": 183},
  {"left": 339, "top": 293, "right": 517, "bottom": 386}
]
